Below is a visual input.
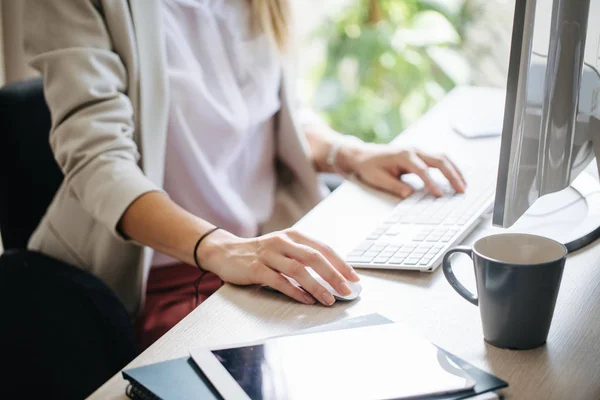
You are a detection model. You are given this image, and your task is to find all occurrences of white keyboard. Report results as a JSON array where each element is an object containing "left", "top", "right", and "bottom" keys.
[{"left": 345, "top": 163, "right": 497, "bottom": 272}]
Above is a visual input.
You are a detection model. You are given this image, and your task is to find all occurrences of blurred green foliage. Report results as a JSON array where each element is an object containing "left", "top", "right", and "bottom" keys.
[{"left": 308, "top": 0, "right": 477, "bottom": 143}]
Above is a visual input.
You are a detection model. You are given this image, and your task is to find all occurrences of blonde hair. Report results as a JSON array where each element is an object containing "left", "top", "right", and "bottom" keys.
[{"left": 250, "top": 0, "right": 292, "bottom": 52}]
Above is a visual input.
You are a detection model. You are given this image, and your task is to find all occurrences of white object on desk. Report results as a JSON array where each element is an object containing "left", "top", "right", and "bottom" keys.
[
  {"left": 303, "top": 268, "right": 362, "bottom": 301},
  {"left": 449, "top": 86, "right": 505, "bottom": 138},
  {"left": 263, "top": 268, "right": 362, "bottom": 301},
  {"left": 341, "top": 85, "right": 504, "bottom": 272},
  {"left": 344, "top": 159, "right": 498, "bottom": 272},
  {"left": 488, "top": 168, "right": 600, "bottom": 248}
]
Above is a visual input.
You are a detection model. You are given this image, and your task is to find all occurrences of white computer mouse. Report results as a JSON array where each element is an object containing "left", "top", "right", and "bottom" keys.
[
  {"left": 263, "top": 268, "right": 362, "bottom": 302},
  {"left": 306, "top": 268, "right": 362, "bottom": 301}
]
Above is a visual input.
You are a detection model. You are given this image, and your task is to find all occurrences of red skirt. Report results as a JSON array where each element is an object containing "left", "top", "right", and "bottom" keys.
[{"left": 134, "top": 263, "right": 223, "bottom": 351}]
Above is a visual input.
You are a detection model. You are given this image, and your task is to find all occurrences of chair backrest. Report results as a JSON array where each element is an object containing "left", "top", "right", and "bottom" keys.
[
  {"left": 0, "top": 78, "right": 63, "bottom": 249},
  {"left": 0, "top": 249, "right": 138, "bottom": 399}
]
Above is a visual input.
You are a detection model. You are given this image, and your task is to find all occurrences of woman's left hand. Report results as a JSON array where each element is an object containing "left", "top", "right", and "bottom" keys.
[{"left": 337, "top": 142, "right": 467, "bottom": 199}]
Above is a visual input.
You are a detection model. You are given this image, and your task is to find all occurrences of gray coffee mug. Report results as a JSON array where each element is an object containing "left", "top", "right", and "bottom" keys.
[{"left": 443, "top": 233, "right": 567, "bottom": 350}]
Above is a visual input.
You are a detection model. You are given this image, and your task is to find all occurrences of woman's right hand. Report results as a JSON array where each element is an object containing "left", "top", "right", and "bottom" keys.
[{"left": 196, "top": 228, "right": 360, "bottom": 306}]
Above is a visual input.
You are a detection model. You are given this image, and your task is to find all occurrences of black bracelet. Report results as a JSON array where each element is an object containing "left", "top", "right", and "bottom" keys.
[{"left": 193, "top": 227, "right": 220, "bottom": 270}]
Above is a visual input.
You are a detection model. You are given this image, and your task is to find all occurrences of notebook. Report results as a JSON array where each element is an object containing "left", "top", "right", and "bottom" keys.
[{"left": 123, "top": 314, "right": 507, "bottom": 399}]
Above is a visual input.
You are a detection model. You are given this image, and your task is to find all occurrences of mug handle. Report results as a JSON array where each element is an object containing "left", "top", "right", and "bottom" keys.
[{"left": 442, "top": 246, "right": 478, "bottom": 306}]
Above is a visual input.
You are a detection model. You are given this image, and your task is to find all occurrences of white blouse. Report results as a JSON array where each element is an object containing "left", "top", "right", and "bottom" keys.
[{"left": 154, "top": 0, "right": 281, "bottom": 266}]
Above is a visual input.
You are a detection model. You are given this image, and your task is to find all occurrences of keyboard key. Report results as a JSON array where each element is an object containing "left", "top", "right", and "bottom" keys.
[
  {"left": 355, "top": 242, "right": 373, "bottom": 251},
  {"left": 371, "top": 244, "right": 386, "bottom": 251},
  {"left": 373, "top": 256, "right": 391, "bottom": 264},
  {"left": 398, "top": 215, "right": 417, "bottom": 223},
  {"left": 364, "top": 250, "right": 381, "bottom": 258},
  {"left": 405, "top": 257, "right": 422, "bottom": 265},
  {"left": 401, "top": 195, "right": 422, "bottom": 205},
  {"left": 346, "top": 256, "right": 364, "bottom": 263},
  {"left": 389, "top": 255, "right": 407, "bottom": 264},
  {"left": 346, "top": 251, "right": 363, "bottom": 258},
  {"left": 416, "top": 219, "right": 439, "bottom": 225},
  {"left": 359, "top": 255, "right": 376, "bottom": 263},
  {"left": 419, "top": 259, "right": 431, "bottom": 266}
]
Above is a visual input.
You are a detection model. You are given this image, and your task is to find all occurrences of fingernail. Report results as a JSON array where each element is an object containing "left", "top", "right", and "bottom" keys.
[
  {"left": 339, "top": 282, "right": 352, "bottom": 296},
  {"left": 322, "top": 291, "right": 335, "bottom": 305},
  {"left": 402, "top": 190, "right": 411, "bottom": 198},
  {"left": 303, "top": 294, "right": 316, "bottom": 304},
  {"left": 350, "top": 270, "right": 360, "bottom": 282}
]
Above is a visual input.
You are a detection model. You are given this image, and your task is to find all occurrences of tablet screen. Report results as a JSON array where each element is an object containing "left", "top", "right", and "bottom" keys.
[{"left": 191, "top": 323, "right": 476, "bottom": 400}]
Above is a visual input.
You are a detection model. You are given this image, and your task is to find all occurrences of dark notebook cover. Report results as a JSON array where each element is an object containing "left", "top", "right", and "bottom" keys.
[{"left": 123, "top": 314, "right": 507, "bottom": 400}]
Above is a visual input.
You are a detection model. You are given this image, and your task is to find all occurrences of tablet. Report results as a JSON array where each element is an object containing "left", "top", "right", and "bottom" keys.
[{"left": 190, "top": 323, "right": 476, "bottom": 400}]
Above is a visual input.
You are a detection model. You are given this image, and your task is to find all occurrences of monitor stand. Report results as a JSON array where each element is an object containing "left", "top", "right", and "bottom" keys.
[
  {"left": 488, "top": 117, "right": 600, "bottom": 251},
  {"left": 488, "top": 168, "right": 600, "bottom": 252}
]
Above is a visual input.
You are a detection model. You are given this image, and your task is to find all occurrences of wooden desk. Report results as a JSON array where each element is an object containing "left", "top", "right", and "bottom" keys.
[{"left": 90, "top": 87, "right": 600, "bottom": 400}]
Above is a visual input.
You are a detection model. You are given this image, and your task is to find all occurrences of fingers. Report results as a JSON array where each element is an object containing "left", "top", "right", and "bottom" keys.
[
  {"left": 271, "top": 237, "right": 352, "bottom": 300},
  {"left": 447, "top": 158, "right": 467, "bottom": 188},
  {"left": 418, "top": 152, "right": 466, "bottom": 193},
  {"left": 286, "top": 230, "right": 360, "bottom": 283},
  {"left": 261, "top": 251, "right": 335, "bottom": 306},
  {"left": 405, "top": 153, "right": 443, "bottom": 197},
  {"left": 256, "top": 261, "right": 317, "bottom": 305},
  {"left": 252, "top": 231, "right": 361, "bottom": 306}
]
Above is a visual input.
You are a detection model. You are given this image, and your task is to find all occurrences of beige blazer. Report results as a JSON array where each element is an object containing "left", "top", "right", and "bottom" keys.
[{"left": 24, "top": 0, "right": 325, "bottom": 316}]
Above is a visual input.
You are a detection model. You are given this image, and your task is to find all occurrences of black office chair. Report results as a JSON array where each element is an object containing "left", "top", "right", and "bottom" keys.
[{"left": 0, "top": 78, "right": 138, "bottom": 399}]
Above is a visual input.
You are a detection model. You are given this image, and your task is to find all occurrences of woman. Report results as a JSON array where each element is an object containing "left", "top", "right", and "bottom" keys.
[{"left": 24, "top": 0, "right": 465, "bottom": 350}]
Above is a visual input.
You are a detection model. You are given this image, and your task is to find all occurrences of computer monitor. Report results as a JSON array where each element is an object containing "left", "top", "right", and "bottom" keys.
[{"left": 493, "top": 0, "right": 600, "bottom": 232}]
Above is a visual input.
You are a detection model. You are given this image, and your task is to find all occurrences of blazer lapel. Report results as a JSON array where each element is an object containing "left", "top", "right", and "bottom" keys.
[
  {"left": 129, "top": 0, "right": 169, "bottom": 188},
  {"left": 277, "top": 68, "right": 324, "bottom": 204}
]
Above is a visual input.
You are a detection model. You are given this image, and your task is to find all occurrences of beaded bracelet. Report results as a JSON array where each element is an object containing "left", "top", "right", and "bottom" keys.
[{"left": 326, "top": 135, "right": 363, "bottom": 176}]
